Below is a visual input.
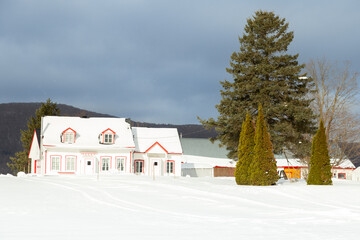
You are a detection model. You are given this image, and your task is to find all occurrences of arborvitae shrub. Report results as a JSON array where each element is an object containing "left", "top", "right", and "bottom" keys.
[
  {"left": 235, "top": 112, "right": 255, "bottom": 185},
  {"left": 307, "top": 120, "right": 332, "bottom": 185},
  {"left": 249, "top": 104, "right": 279, "bottom": 185}
]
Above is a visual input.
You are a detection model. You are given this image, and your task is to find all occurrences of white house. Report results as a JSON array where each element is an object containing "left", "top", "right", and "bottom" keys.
[
  {"left": 33, "top": 116, "right": 135, "bottom": 175},
  {"left": 132, "top": 127, "right": 183, "bottom": 177},
  {"left": 29, "top": 116, "right": 183, "bottom": 177}
]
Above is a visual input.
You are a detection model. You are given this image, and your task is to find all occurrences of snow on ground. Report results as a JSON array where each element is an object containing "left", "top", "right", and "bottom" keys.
[{"left": 1, "top": 175, "right": 360, "bottom": 240}]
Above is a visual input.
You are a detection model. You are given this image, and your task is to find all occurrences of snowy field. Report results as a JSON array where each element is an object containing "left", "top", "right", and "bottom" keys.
[{"left": 1, "top": 175, "right": 360, "bottom": 240}]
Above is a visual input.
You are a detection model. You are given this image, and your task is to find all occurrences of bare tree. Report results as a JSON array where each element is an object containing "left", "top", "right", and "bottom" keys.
[{"left": 307, "top": 58, "right": 359, "bottom": 166}]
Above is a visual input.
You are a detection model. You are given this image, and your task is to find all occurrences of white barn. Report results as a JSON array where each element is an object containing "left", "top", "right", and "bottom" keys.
[
  {"left": 132, "top": 127, "right": 183, "bottom": 177},
  {"left": 33, "top": 116, "right": 135, "bottom": 175}
]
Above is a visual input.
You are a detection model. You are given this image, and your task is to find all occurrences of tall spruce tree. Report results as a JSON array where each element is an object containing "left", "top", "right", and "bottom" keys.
[
  {"left": 199, "top": 10, "right": 315, "bottom": 160},
  {"left": 307, "top": 120, "right": 332, "bottom": 185},
  {"left": 8, "top": 99, "right": 60, "bottom": 174},
  {"left": 235, "top": 112, "right": 255, "bottom": 185},
  {"left": 249, "top": 104, "right": 279, "bottom": 185}
]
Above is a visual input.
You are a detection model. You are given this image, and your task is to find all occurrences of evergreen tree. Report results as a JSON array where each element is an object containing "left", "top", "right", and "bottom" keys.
[
  {"left": 199, "top": 10, "right": 315, "bottom": 160},
  {"left": 249, "top": 104, "right": 279, "bottom": 185},
  {"left": 307, "top": 120, "right": 332, "bottom": 185},
  {"left": 235, "top": 112, "right": 255, "bottom": 185},
  {"left": 8, "top": 99, "right": 60, "bottom": 174}
]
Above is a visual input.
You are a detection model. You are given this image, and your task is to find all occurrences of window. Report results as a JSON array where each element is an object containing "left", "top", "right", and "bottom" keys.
[
  {"left": 102, "top": 157, "right": 110, "bottom": 171},
  {"left": 104, "top": 133, "right": 113, "bottom": 144},
  {"left": 100, "top": 128, "right": 115, "bottom": 144},
  {"left": 116, "top": 157, "right": 125, "bottom": 172},
  {"left": 51, "top": 156, "right": 61, "bottom": 171},
  {"left": 66, "top": 156, "right": 76, "bottom": 171},
  {"left": 64, "top": 132, "right": 74, "bottom": 143},
  {"left": 62, "top": 128, "right": 76, "bottom": 144},
  {"left": 338, "top": 173, "right": 346, "bottom": 179},
  {"left": 166, "top": 161, "right": 174, "bottom": 174},
  {"left": 135, "top": 161, "right": 143, "bottom": 174}
]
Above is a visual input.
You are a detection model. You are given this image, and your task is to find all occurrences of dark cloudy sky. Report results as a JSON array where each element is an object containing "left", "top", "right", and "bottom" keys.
[{"left": 1, "top": 0, "right": 359, "bottom": 124}]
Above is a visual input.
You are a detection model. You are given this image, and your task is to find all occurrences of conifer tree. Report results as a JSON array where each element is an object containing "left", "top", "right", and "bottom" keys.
[
  {"left": 307, "top": 120, "right": 332, "bottom": 185},
  {"left": 8, "top": 99, "right": 60, "bottom": 174},
  {"left": 199, "top": 10, "right": 315, "bottom": 160},
  {"left": 235, "top": 112, "right": 255, "bottom": 185},
  {"left": 249, "top": 104, "right": 279, "bottom": 185}
]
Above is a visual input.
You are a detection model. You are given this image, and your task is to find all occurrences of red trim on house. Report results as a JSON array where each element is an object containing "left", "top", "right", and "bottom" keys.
[
  {"left": 45, "top": 151, "right": 47, "bottom": 175},
  {"left": 62, "top": 128, "right": 76, "bottom": 143},
  {"left": 166, "top": 160, "right": 175, "bottom": 174},
  {"left": 130, "top": 153, "right": 132, "bottom": 173},
  {"left": 101, "top": 128, "right": 115, "bottom": 144},
  {"left": 43, "top": 145, "right": 56, "bottom": 147},
  {"left": 101, "top": 128, "right": 116, "bottom": 134},
  {"left": 145, "top": 142, "right": 168, "bottom": 154},
  {"left": 28, "top": 129, "right": 37, "bottom": 158},
  {"left": 214, "top": 166, "right": 234, "bottom": 168},
  {"left": 134, "top": 151, "right": 182, "bottom": 155},
  {"left": 34, "top": 160, "right": 37, "bottom": 174},
  {"left": 134, "top": 159, "right": 145, "bottom": 173},
  {"left": 62, "top": 127, "right": 76, "bottom": 134}
]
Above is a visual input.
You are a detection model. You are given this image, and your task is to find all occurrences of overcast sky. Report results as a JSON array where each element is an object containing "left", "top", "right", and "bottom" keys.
[{"left": 1, "top": 0, "right": 359, "bottom": 124}]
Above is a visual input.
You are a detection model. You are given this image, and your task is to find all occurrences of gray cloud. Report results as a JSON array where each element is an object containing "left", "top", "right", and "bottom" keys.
[{"left": 1, "top": 0, "right": 359, "bottom": 124}]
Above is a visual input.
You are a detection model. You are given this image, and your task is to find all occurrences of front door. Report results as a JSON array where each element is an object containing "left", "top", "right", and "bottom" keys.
[
  {"left": 85, "top": 159, "right": 93, "bottom": 175},
  {"left": 151, "top": 159, "right": 161, "bottom": 176}
]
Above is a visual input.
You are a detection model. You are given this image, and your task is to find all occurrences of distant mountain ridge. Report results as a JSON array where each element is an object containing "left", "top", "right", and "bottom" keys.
[{"left": 0, "top": 102, "right": 216, "bottom": 174}]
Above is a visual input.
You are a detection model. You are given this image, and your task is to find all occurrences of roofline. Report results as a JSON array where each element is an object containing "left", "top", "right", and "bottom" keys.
[
  {"left": 144, "top": 141, "right": 168, "bottom": 154},
  {"left": 101, "top": 128, "right": 116, "bottom": 134},
  {"left": 62, "top": 127, "right": 77, "bottom": 134},
  {"left": 134, "top": 151, "right": 182, "bottom": 155},
  {"left": 28, "top": 129, "right": 38, "bottom": 158}
]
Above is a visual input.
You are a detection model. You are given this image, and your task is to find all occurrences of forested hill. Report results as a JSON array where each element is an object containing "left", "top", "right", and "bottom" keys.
[{"left": 0, "top": 102, "right": 216, "bottom": 174}]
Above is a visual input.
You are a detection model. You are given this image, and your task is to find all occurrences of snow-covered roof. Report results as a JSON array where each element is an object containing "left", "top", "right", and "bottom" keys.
[
  {"left": 182, "top": 155, "right": 236, "bottom": 168},
  {"left": 335, "top": 159, "right": 356, "bottom": 168},
  {"left": 276, "top": 158, "right": 307, "bottom": 168},
  {"left": 276, "top": 158, "right": 356, "bottom": 169},
  {"left": 132, "top": 127, "right": 182, "bottom": 154},
  {"left": 42, "top": 116, "right": 135, "bottom": 150}
]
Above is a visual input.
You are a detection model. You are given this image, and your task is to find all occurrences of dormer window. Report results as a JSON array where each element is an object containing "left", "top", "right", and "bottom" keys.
[
  {"left": 61, "top": 128, "right": 76, "bottom": 144},
  {"left": 100, "top": 128, "right": 115, "bottom": 144},
  {"left": 104, "top": 133, "right": 113, "bottom": 143}
]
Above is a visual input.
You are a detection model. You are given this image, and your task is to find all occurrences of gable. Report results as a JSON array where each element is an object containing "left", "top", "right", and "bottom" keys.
[
  {"left": 102, "top": 128, "right": 115, "bottom": 134},
  {"left": 145, "top": 142, "right": 168, "bottom": 154},
  {"left": 29, "top": 130, "right": 40, "bottom": 160},
  {"left": 132, "top": 127, "right": 183, "bottom": 154},
  {"left": 62, "top": 127, "right": 76, "bottom": 134}
]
